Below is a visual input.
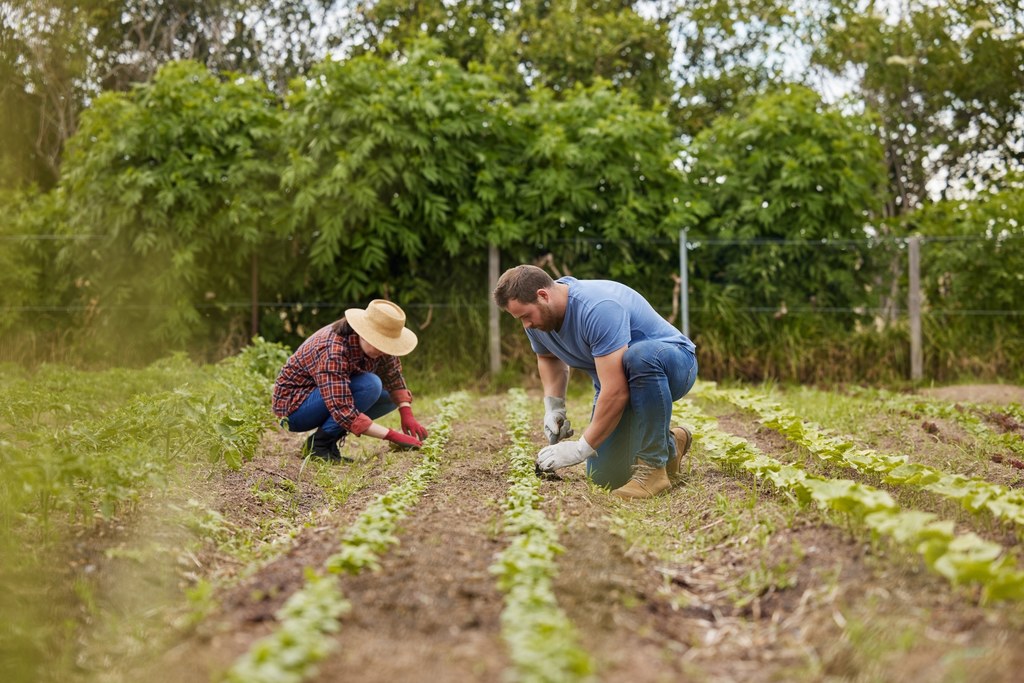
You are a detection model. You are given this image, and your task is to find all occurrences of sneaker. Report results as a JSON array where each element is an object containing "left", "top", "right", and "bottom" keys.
[
  {"left": 611, "top": 460, "right": 671, "bottom": 499},
  {"left": 667, "top": 426, "right": 693, "bottom": 479}
]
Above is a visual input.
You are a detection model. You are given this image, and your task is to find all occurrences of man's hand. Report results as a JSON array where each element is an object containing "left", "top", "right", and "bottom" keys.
[
  {"left": 543, "top": 396, "right": 574, "bottom": 445},
  {"left": 536, "top": 436, "right": 596, "bottom": 472}
]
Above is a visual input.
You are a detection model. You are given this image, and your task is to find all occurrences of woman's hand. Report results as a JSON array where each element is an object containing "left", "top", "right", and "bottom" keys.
[
  {"left": 384, "top": 429, "right": 422, "bottom": 450},
  {"left": 398, "top": 406, "right": 428, "bottom": 440}
]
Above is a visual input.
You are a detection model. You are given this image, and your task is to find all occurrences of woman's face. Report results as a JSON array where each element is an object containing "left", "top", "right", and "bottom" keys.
[{"left": 359, "top": 335, "right": 383, "bottom": 358}]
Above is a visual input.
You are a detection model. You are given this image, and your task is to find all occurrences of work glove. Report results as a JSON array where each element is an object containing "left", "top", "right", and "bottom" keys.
[
  {"left": 543, "top": 396, "right": 574, "bottom": 445},
  {"left": 536, "top": 436, "right": 596, "bottom": 472},
  {"left": 398, "top": 406, "right": 428, "bottom": 440},
  {"left": 384, "top": 429, "right": 422, "bottom": 450}
]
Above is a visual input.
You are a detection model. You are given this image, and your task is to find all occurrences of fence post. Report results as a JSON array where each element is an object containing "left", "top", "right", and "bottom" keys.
[
  {"left": 679, "top": 229, "right": 690, "bottom": 338},
  {"left": 250, "top": 252, "right": 259, "bottom": 337},
  {"left": 908, "top": 235, "right": 923, "bottom": 381},
  {"left": 489, "top": 245, "right": 501, "bottom": 376}
]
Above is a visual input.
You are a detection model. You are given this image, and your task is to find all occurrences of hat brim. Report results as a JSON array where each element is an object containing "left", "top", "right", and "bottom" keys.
[{"left": 345, "top": 308, "right": 419, "bottom": 356}]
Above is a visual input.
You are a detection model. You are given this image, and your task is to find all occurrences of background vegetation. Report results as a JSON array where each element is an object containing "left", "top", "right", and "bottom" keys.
[{"left": 2, "top": 0, "right": 1022, "bottom": 384}]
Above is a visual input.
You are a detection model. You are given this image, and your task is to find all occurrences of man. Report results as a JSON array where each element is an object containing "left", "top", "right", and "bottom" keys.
[{"left": 493, "top": 265, "right": 697, "bottom": 499}]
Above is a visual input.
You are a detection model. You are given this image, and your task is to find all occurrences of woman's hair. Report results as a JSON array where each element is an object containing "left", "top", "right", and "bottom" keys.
[
  {"left": 330, "top": 318, "right": 352, "bottom": 336},
  {"left": 493, "top": 265, "right": 555, "bottom": 308}
]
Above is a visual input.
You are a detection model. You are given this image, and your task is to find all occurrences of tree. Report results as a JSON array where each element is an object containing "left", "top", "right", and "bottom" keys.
[
  {"left": 1, "top": 0, "right": 336, "bottom": 191},
  {"left": 807, "top": 0, "right": 1024, "bottom": 211},
  {"left": 665, "top": 0, "right": 799, "bottom": 138},
  {"left": 687, "top": 85, "right": 888, "bottom": 310},
  {"left": 505, "top": 81, "right": 699, "bottom": 305},
  {"left": 337, "top": 0, "right": 677, "bottom": 108},
  {"left": 279, "top": 41, "right": 518, "bottom": 307},
  {"left": 58, "top": 60, "right": 285, "bottom": 354}
]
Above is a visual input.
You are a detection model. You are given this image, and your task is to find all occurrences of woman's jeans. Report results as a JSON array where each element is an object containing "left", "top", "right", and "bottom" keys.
[
  {"left": 586, "top": 341, "right": 698, "bottom": 489},
  {"left": 284, "top": 373, "right": 396, "bottom": 438}
]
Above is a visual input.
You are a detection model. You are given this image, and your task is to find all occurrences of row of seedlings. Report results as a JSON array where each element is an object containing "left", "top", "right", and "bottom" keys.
[
  {"left": 701, "top": 385, "right": 1024, "bottom": 529},
  {"left": 489, "top": 389, "right": 594, "bottom": 683},
  {"left": 847, "top": 386, "right": 1024, "bottom": 460},
  {"left": 224, "top": 391, "right": 469, "bottom": 683},
  {"left": 0, "top": 340, "right": 290, "bottom": 681},
  {"left": 674, "top": 399, "right": 1024, "bottom": 603}
]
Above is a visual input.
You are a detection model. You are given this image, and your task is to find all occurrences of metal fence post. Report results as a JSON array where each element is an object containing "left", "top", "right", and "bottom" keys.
[
  {"left": 908, "top": 235, "right": 923, "bottom": 381},
  {"left": 489, "top": 245, "right": 501, "bottom": 376},
  {"left": 679, "top": 229, "right": 690, "bottom": 338}
]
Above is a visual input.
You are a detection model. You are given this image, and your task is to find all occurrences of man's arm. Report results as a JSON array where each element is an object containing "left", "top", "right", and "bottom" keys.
[
  {"left": 582, "top": 345, "right": 629, "bottom": 448},
  {"left": 537, "top": 353, "right": 570, "bottom": 397}
]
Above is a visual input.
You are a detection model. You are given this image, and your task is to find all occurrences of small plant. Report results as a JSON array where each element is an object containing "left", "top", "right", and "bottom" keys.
[
  {"left": 490, "top": 389, "right": 594, "bottom": 683},
  {"left": 675, "top": 398, "right": 1024, "bottom": 603}
]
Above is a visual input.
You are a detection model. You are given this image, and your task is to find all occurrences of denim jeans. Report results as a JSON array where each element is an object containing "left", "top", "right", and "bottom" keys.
[
  {"left": 586, "top": 341, "right": 698, "bottom": 489},
  {"left": 283, "top": 372, "right": 396, "bottom": 439}
]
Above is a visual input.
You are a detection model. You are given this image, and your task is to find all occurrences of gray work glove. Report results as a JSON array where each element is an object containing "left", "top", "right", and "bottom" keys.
[
  {"left": 537, "top": 436, "right": 596, "bottom": 472},
  {"left": 543, "top": 396, "right": 574, "bottom": 445}
]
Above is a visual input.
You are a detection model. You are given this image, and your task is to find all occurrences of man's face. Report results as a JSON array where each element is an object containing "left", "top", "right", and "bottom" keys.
[{"left": 505, "top": 291, "right": 560, "bottom": 332}]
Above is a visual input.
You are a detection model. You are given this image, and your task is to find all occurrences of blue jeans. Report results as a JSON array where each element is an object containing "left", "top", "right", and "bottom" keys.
[
  {"left": 586, "top": 341, "right": 698, "bottom": 489},
  {"left": 283, "top": 373, "right": 397, "bottom": 439}
]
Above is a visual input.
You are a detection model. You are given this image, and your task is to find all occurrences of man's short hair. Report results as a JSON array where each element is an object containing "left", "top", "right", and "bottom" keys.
[{"left": 493, "top": 265, "right": 555, "bottom": 308}]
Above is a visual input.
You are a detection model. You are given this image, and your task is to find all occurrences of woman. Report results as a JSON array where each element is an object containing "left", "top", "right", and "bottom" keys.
[{"left": 272, "top": 299, "right": 429, "bottom": 462}]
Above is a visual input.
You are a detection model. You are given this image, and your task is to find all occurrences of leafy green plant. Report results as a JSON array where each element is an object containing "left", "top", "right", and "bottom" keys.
[
  {"left": 705, "top": 384, "right": 1024, "bottom": 529},
  {"left": 489, "top": 389, "right": 593, "bottom": 683},
  {"left": 225, "top": 391, "right": 467, "bottom": 683},
  {"left": 674, "top": 397, "right": 1024, "bottom": 603}
]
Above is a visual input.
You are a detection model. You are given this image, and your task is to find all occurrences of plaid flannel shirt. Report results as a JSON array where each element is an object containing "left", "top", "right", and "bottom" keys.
[{"left": 272, "top": 322, "right": 412, "bottom": 435}]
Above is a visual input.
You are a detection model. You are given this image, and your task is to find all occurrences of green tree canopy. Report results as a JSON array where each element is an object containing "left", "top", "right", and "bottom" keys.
[
  {"left": 279, "top": 43, "right": 518, "bottom": 305},
  {"left": 59, "top": 60, "right": 284, "bottom": 351},
  {"left": 687, "top": 85, "right": 888, "bottom": 309},
  {"left": 808, "top": 0, "right": 1024, "bottom": 210}
]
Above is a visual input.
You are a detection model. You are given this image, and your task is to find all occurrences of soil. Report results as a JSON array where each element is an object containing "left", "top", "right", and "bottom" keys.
[
  {"left": 90, "top": 391, "right": 1024, "bottom": 683},
  {"left": 920, "top": 383, "right": 1024, "bottom": 405}
]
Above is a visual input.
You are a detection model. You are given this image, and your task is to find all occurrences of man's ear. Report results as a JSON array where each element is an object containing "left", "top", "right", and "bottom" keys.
[{"left": 535, "top": 288, "right": 550, "bottom": 303}]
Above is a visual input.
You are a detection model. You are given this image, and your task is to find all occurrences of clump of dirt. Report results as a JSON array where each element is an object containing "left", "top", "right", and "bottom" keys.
[{"left": 987, "top": 410, "right": 1024, "bottom": 435}]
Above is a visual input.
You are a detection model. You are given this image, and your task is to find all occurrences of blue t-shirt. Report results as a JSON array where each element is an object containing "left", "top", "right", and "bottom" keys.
[{"left": 526, "top": 277, "right": 696, "bottom": 386}]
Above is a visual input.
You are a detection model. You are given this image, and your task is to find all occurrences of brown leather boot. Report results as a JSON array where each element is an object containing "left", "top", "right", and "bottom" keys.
[
  {"left": 667, "top": 426, "right": 693, "bottom": 479},
  {"left": 611, "top": 460, "right": 671, "bottom": 499}
]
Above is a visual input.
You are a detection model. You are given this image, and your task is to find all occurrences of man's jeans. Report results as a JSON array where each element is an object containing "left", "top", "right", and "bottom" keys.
[
  {"left": 586, "top": 341, "right": 698, "bottom": 489},
  {"left": 284, "top": 372, "right": 396, "bottom": 439}
]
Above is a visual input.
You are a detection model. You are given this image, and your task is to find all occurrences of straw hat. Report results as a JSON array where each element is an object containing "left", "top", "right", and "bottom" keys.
[{"left": 345, "top": 299, "right": 418, "bottom": 356}]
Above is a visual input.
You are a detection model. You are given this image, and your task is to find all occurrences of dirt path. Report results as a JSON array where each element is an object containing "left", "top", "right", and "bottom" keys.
[{"left": 311, "top": 395, "right": 511, "bottom": 682}]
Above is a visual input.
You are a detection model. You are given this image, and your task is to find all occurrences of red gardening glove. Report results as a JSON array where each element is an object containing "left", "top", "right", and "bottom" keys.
[
  {"left": 398, "top": 406, "right": 428, "bottom": 440},
  {"left": 385, "top": 429, "right": 422, "bottom": 450}
]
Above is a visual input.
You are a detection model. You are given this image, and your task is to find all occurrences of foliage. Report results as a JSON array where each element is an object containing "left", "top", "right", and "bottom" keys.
[
  {"left": 339, "top": 0, "right": 676, "bottom": 109},
  {"left": 668, "top": 0, "right": 799, "bottom": 137},
  {"left": 490, "top": 389, "right": 594, "bottom": 683},
  {"left": 907, "top": 181, "right": 1024, "bottom": 315},
  {"left": 58, "top": 60, "right": 287, "bottom": 352},
  {"left": 807, "top": 0, "right": 1024, "bottom": 210},
  {"left": 504, "top": 82, "right": 697, "bottom": 288},
  {"left": 276, "top": 43, "right": 689, "bottom": 359},
  {"left": 676, "top": 395, "right": 1024, "bottom": 602},
  {"left": 687, "top": 85, "right": 888, "bottom": 310},
  {"left": 279, "top": 43, "right": 514, "bottom": 304}
]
